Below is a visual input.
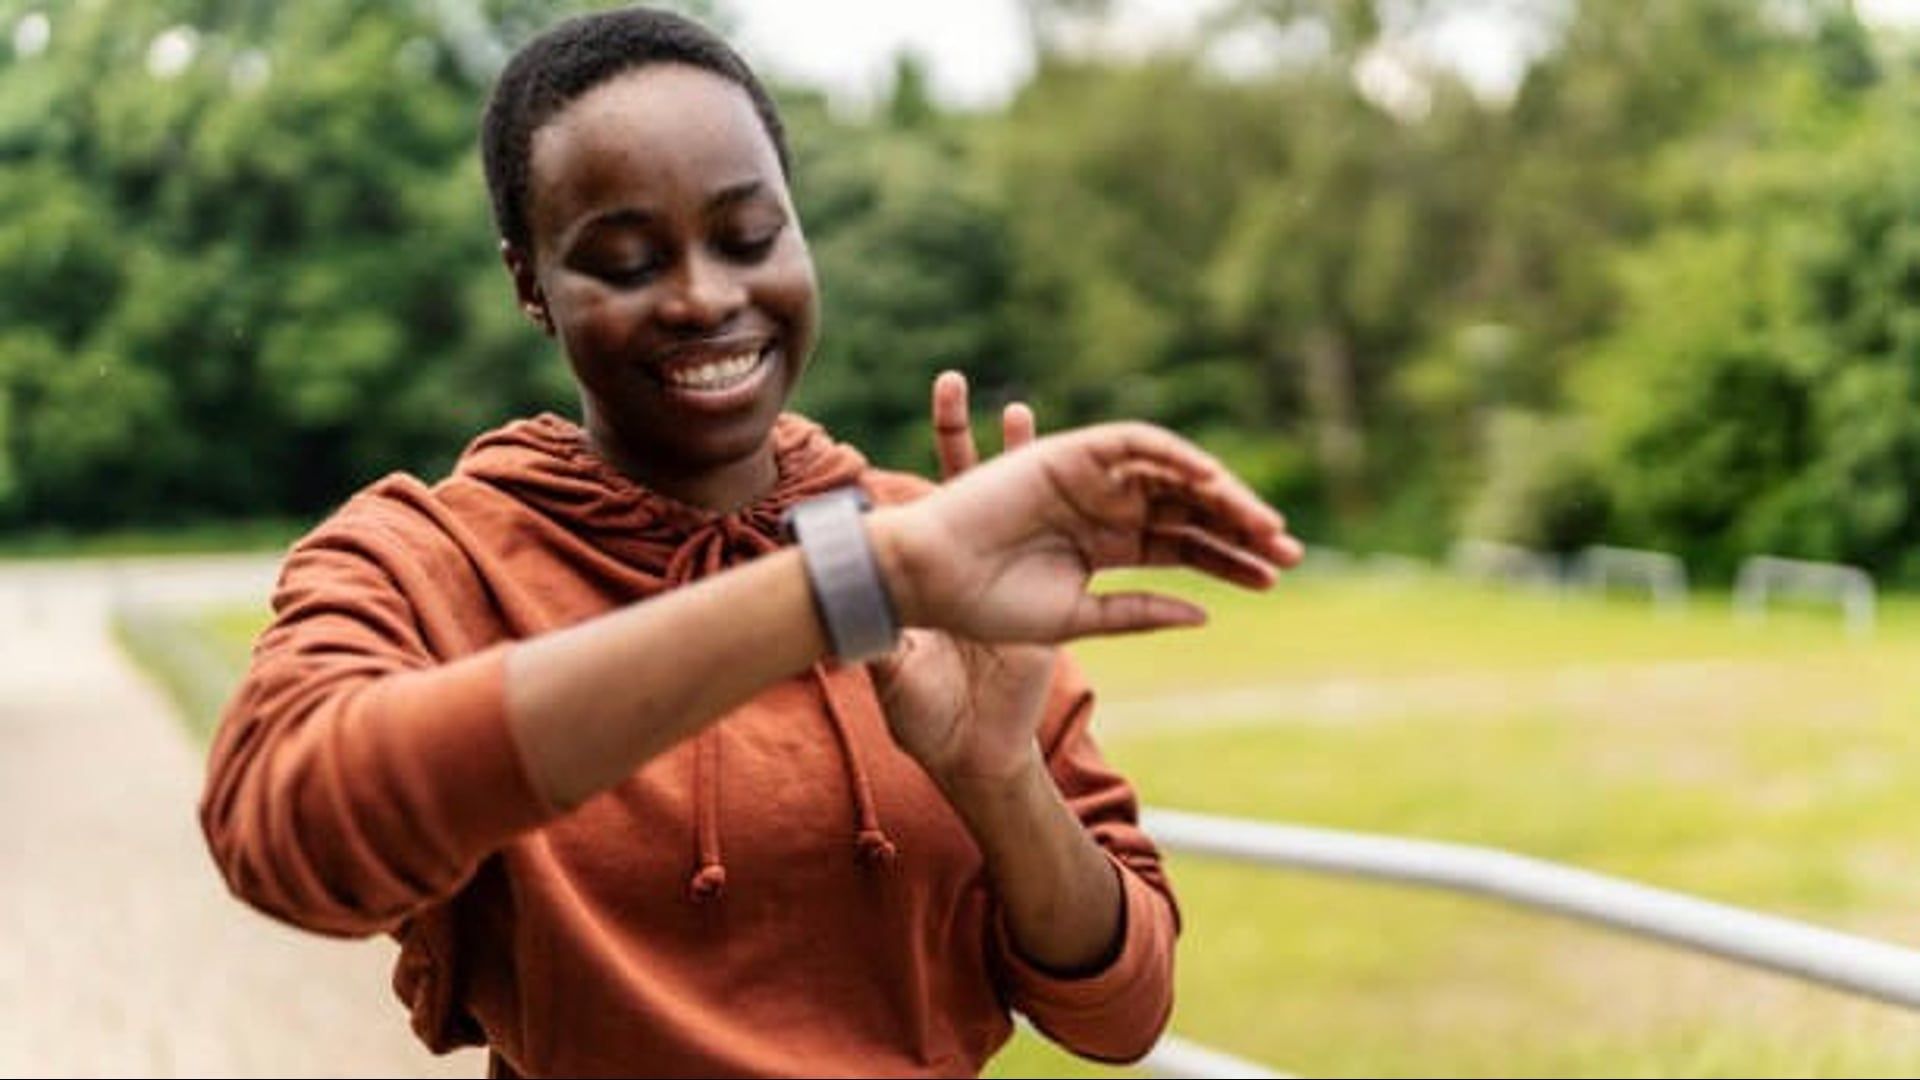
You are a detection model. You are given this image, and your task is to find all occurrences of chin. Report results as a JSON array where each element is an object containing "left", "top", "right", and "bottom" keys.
[{"left": 642, "top": 403, "right": 783, "bottom": 470}]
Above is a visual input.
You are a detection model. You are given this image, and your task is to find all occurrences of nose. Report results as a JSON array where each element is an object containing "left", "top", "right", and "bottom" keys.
[{"left": 656, "top": 250, "right": 746, "bottom": 331}]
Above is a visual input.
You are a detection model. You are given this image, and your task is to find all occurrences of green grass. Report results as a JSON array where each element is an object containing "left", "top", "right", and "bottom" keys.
[
  {"left": 112, "top": 603, "right": 262, "bottom": 744},
  {"left": 0, "top": 518, "right": 303, "bottom": 560},
  {"left": 1078, "top": 570, "right": 1911, "bottom": 697},
  {"left": 130, "top": 570, "right": 1920, "bottom": 1077}
]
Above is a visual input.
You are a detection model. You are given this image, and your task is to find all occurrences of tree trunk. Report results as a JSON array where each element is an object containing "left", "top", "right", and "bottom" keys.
[{"left": 1302, "top": 325, "right": 1367, "bottom": 517}]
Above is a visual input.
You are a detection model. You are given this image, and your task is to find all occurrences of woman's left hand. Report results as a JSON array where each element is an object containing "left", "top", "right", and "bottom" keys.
[{"left": 867, "top": 372, "right": 1059, "bottom": 788}]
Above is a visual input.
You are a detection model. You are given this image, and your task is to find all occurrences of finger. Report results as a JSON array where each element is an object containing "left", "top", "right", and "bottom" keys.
[
  {"left": 1084, "top": 423, "right": 1288, "bottom": 535},
  {"left": 1002, "top": 401, "right": 1037, "bottom": 452},
  {"left": 1146, "top": 491, "right": 1303, "bottom": 569},
  {"left": 1140, "top": 524, "right": 1279, "bottom": 589},
  {"left": 1050, "top": 422, "right": 1299, "bottom": 569},
  {"left": 1274, "top": 532, "right": 1307, "bottom": 568},
  {"left": 1063, "top": 591, "right": 1208, "bottom": 640},
  {"left": 932, "top": 370, "right": 978, "bottom": 480},
  {"left": 1181, "top": 470, "right": 1289, "bottom": 542},
  {"left": 1081, "top": 422, "right": 1231, "bottom": 487},
  {"left": 1106, "top": 462, "right": 1296, "bottom": 566}
]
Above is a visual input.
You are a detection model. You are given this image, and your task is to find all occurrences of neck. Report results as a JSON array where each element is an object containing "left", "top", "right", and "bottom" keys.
[{"left": 585, "top": 418, "right": 779, "bottom": 514}]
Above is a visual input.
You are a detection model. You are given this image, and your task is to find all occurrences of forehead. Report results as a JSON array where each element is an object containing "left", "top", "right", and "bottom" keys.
[{"left": 527, "top": 64, "right": 783, "bottom": 233}]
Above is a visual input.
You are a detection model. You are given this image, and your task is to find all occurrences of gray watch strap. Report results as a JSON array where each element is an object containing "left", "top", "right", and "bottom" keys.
[{"left": 785, "top": 487, "right": 900, "bottom": 662}]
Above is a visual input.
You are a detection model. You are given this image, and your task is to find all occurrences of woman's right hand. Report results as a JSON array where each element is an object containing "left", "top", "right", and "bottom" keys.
[{"left": 870, "top": 421, "right": 1304, "bottom": 645}]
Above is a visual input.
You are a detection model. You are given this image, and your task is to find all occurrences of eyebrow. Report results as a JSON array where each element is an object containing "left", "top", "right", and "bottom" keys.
[
  {"left": 575, "top": 207, "right": 654, "bottom": 236},
  {"left": 563, "top": 179, "right": 776, "bottom": 252},
  {"left": 708, "top": 179, "right": 767, "bottom": 211}
]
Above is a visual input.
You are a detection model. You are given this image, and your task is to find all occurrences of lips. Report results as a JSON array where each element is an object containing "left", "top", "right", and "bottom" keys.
[
  {"left": 646, "top": 339, "right": 779, "bottom": 411},
  {"left": 659, "top": 346, "right": 767, "bottom": 392}
]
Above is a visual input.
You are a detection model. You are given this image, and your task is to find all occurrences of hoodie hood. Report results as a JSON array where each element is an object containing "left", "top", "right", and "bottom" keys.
[{"left": 453, "top": 411, "right": 868, "bottom": 568}]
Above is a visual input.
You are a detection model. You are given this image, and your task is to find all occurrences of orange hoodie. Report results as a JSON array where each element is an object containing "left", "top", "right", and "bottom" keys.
[{"left": 200, "top": 412, "right": 1178, "bottom": 1078}]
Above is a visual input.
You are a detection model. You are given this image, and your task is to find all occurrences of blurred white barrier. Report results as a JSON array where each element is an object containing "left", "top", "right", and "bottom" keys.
[
  {"left": 1363, "top": 553, "right": 1434, "bottom": 580},
  {"left": 1294, "top": 544, "right": 1352, "bottom": 575},
  {"left": 1449, "top": 539, "right": 1559, "bottom": 590},
  {"left": 1570, "top": 545, "right": 1688, "bottom": 614},
  {"left": 1140, "top": 1034, "right": 1295, "bottom": 1079},
  {"left": 1123, "top": 801, "right": 1920, "bottom": 1076},
  {"left": 1733, "top": 555, "right": 1875, "bottom": 640}
]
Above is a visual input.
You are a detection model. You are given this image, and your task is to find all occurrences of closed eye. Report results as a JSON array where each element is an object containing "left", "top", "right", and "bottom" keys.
[
  {"left": 716, "top": 226, "right": 781, "bottom": 263},
  {"left": 598, "top": 262, "right": 662, "bottom": 287}
]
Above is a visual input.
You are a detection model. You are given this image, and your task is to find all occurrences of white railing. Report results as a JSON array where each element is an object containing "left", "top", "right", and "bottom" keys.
[
  {"left": 1141, "top": 1033, "right": 1295, "bottom": 1079},
  {"left": 1133, "top": 807, "right": 1920, "bottom": 1078},
  {"left": 1733, "top": 555, "right": 1876, "bottom": 640}
]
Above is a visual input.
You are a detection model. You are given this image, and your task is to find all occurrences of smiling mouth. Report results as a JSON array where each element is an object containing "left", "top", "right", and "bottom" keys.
[{"left": 655, "top": 343, "right": 773, "bottom": 393}]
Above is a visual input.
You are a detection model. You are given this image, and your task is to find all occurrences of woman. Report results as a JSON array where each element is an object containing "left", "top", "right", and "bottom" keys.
[{"left": 199, "top": 7, "right": 1302, "bottom": 1077}]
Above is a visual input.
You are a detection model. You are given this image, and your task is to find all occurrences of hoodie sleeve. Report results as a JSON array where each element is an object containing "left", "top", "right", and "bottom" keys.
[
  {"left": 199, "top": 500, "right": 555, "bottom": 938},
  {"left": 988, "top": 654, "right": 1180, "bottom": 1064}
]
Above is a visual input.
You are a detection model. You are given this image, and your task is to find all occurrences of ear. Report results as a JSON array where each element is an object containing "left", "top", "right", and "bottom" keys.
[{"left": 501, "top": 239, "right": 554, "bottom": 337}]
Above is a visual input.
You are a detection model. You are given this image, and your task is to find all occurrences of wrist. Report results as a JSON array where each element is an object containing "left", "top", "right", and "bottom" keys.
[
  {"left": 929, "top": 737, "right": 1048, "bottom": 807},
  {"left": 866, "top": 507, "right": 930, "bottom": 629}
]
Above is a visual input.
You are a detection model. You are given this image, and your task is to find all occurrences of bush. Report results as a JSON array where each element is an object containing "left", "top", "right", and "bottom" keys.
[{"left": 1464, "top": 410, "right": 1610, "bottom": 554}]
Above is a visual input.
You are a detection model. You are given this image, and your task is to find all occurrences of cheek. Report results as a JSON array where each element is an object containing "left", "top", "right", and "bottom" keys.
[
  {"left": 761, "top": 248, "right": 818, "bottom": 341},
  {"left": 552, "top": 286, "right": 637, "bottom": 370}
]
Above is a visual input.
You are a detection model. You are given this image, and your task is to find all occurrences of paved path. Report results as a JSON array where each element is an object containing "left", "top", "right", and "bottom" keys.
[{"left": 0, "top": 556, "right": 481, "bottom": 1078}]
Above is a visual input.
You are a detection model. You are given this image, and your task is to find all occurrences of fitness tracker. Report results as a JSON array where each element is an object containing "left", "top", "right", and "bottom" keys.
[{"left": 783, "top": 487, "right": 901, "bottom": 662}]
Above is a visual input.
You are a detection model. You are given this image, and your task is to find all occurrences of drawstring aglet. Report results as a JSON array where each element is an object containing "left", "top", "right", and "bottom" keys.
[
  {"left": 856, "top": 828, "right": 898, "bottom": 867},
  {"left": 688, "top": 863, "right": 728, "bottom": 902}
]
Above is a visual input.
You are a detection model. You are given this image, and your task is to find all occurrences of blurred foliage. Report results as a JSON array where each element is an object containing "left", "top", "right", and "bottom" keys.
[
  {"left": 0, "top": 0, "right": 563, "bottom": 526},
  {"left": 788, "top": 77, "right": 1035, "bottom": 472},
  {"left": 2, "top": 0, "right": 1919, "bottom": 580},
  {"left": 1577, "top": 10, "right": 1920, "bottom": 581},
  {"left": 1463, "top": 409, "right": 1609, "bottom": 554}
]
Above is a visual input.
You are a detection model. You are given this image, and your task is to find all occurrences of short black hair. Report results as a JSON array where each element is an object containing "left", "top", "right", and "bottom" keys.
[{"left": 480, "top": 6, "right": 791, "bottom": 252}]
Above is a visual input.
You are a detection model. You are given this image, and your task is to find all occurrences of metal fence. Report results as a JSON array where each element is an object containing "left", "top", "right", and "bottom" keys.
[{"left": 1133, "top": 808, "right": 1920, "bottom": 1078}]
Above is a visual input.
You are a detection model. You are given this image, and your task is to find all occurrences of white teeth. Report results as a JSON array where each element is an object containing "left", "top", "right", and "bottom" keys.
[{"left": 663, "top": 350, "right": 765, "bottom": 390}]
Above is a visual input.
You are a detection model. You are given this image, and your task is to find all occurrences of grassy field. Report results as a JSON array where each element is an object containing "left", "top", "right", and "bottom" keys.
[
  {"left": 124, "top": 569, "right": 1920, "bottom": 1077},
  {"left": 115, "top": 602, "right": 267, "bottom": 745},
  {"left": 0, "top": 519, "right": 303, "bottom": 560}
]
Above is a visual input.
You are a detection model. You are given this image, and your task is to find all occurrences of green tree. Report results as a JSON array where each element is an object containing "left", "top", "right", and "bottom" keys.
[
  {"left": 0, "top": 1, "right": 564, "bottom": 527},
  {"left": 1578, "top": 11, "right": 1919, "bottom": 579},
  {"left": 785, "top": 78, "right": 1032, "bottom": 473}
]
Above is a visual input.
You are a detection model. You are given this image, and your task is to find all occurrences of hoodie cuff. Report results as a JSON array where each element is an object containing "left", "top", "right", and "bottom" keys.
[
  {"left": 994, "top": 853, "right": 1176, "bottom": 1058},
  {"left": 358, "top": 645, "right": 558, "bottom": 863}
]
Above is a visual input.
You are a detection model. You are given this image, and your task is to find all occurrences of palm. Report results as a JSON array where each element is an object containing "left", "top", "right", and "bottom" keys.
[
  {"left": 870, "top": 630, "right": 1055, "bottom": 781},
  {"left": 866, "top": 372, "right": 1060, "bottom": 782},
  {"left": 868, "top": 372, "right": 1301, "bottom": 781},
  {"left": 893, "top": 430, "right": 1210, "bottom": 642}
]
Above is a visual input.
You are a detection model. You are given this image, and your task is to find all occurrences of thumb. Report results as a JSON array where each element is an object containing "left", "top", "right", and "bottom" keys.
[{"left": 1062, "top": 592, "right": 1208, "bottom": 640}]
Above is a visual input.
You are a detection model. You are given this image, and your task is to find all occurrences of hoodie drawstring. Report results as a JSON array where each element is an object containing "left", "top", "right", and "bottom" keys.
[
  {"left": 682, "top": 522, "right": 770, "bottom": 904},
  {"left": 815, "top": 664, "right": 899, "bottom": 867},
  {"left": 681, "top": 519, "right": 897, "bottom": 902},
  {"left": 687, "top": 664, "right": 901, "bottom": 902},
  {"left": 688, "top": 730, "right": 728, "bottom": 902}
]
